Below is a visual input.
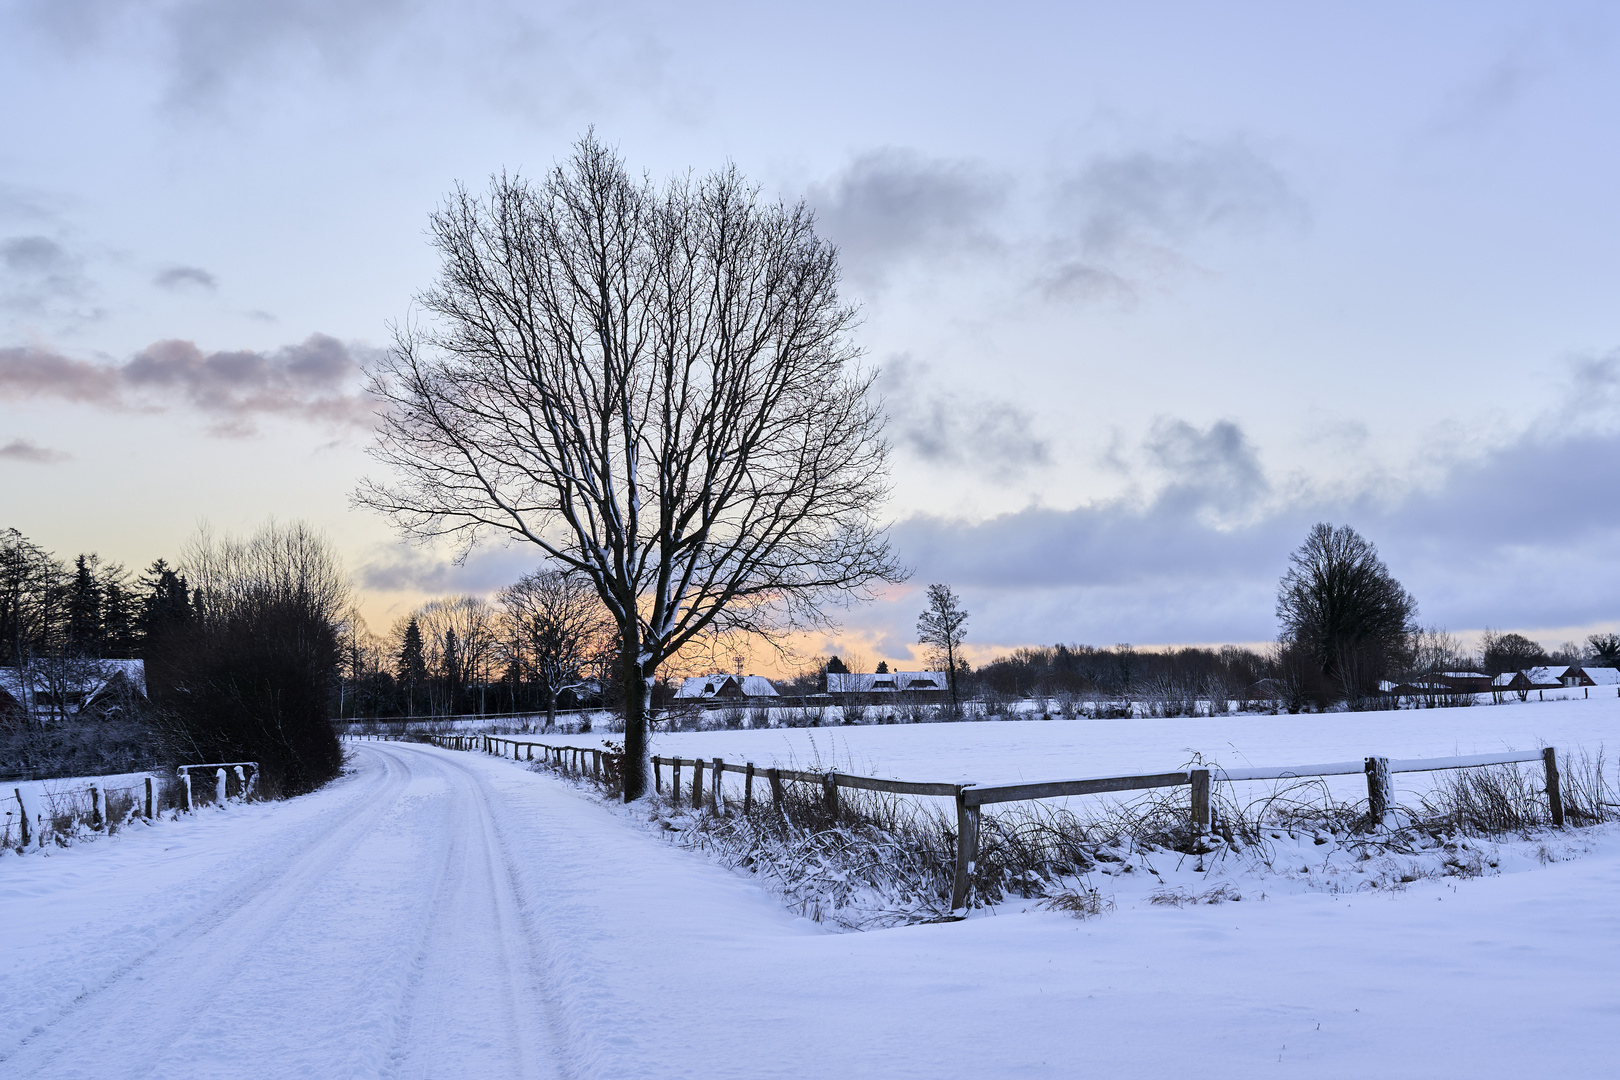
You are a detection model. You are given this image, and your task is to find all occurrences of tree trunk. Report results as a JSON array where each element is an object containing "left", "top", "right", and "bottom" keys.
[
  {"left": 545, "top": 686, "right": 556, "bottom": 731},
  {"left": 621, "top": 626, "right": 650, "bottom": 802}
]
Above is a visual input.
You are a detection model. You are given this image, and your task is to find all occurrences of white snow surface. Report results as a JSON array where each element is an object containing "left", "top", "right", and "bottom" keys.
[{"left": 5, "top": 726, "right": 1620, "bottom": 1077}]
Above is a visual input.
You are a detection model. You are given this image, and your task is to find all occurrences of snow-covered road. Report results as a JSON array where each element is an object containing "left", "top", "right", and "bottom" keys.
[
  {"left": 2, "top": 743, "right": 571, "bottom": 1079},
  {"left": 6, "top": 738, "right": 1620, "bottom": 1079}
]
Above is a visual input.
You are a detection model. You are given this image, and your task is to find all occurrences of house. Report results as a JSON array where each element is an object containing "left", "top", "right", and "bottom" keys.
[
  {"left": 1522, "top": 665, "right": 1578, "bottom": 689},
  {"left": 0, "top": 659, "right": 148, "bottom": 721},
  {"left": 673, "top": 674, "right": 780, "bottom": 700},
  {"left": 1564, "top": 666, "right": 1620, "bottom": 688},
  {"left": 1435, "top": 671, "right": 1492, "bottom": 693},
  {"left": 825, "top": 671, "right": 948, "bottom": 695}
]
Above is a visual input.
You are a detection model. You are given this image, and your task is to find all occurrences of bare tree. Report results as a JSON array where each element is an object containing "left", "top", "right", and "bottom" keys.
[
  {"left": 415, "top": 596, "right": 498, "bottom": 715},
  {"left": 1276, "top": 523, "right": 1417, "bottom": 706},
  {"left": 358, "top": 136, "right": 902, "bottom": 799},
  {"left": 916, "top": 583, "right": 968, "bottom": 711},
  {"left": 498, "top": 569, "right": 611, "bottom": 729}
]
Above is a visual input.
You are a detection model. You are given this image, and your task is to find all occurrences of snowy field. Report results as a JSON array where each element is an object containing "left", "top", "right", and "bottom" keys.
[
  {"left": 4, "top": 713, "right": 1619, "bottom": 1077},
  {"left": 520, "top": 694, "right": 1620, "bottom": 810}
]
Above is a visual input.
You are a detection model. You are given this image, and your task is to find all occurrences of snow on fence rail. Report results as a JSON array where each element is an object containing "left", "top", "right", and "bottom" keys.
[
  {"left": 6, "top": 760, "right": 262, "bottom": 850},
  {"left": 174, "top": 761, "right": 258, "bottom": 811},
  {"left": 434, "top": 733, "right": 1569, "bottom": 914},
  {"left": 9, "top": 775, "right": 163, "bottom": 850}
]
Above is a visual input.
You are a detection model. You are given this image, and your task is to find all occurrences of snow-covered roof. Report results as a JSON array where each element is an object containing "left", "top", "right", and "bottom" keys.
[
  {"left": 1577, "top": 666, "right": 1620, "bottom": 686},
  {"left": 0, "top": 660, "right": 147, "bottom": 715},
  {"left": 1522, "top": 665, "right": 1570, "bottom": 686},
  {"left": 827, "top": 671, "right": 947, "bottom": 693},
  {"left": 1438, "top": 671, "right": 1488, "bottom": 679},
  {"left": 673, "top": 674, "right": 779, "bottom": 699}
]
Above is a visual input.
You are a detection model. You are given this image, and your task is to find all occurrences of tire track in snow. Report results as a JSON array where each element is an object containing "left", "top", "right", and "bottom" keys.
[
  {"left": 378, "top": 742, "right": 574, "bottom": 1080},
  {"left": 0, "top": 746, "right": 420, "bottom": 1077}
]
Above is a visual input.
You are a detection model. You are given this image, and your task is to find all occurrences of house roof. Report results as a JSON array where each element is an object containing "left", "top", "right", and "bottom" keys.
[
  {"left": 1522, "top": 665, "right": 1570, "bottom": 686},
  {"left": 1577, "top": 666, "right": 1620, "bottom": 686},
  {"left": 673, "top": 674, "right": 779, "bottom": 698},
  {"left": 0, "top": 659, "right": 147, "bottom": 713},
  {"left": 827, "top": 671, "right": 946, "bottom": 693}
]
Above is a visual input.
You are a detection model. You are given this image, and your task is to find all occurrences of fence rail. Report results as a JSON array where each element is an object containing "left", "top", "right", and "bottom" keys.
[{"left": 428, "top": 734, "right": 1568, "bottom": 914}]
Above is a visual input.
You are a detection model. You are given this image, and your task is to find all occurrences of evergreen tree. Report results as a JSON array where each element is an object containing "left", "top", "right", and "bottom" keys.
[
  {"left": 443, "top": 627, "right": 461, "bottom": 713},
  {"left": 825, "top": 655, "right": 849, "bottom": 674},
  {"left": 101, "top": 574, "right": 139, "bottom": 658},
  {"left": 396, "top": 617, "right": 426, "bottom": 716},
  {"left": 66, "top": 554, "right": 103, "bottom": 655},
  {"left": 137, "top": 559, "right": 192, "bottom": 652}
]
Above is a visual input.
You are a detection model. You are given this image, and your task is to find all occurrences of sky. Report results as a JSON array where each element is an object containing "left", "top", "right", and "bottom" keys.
[{"left": 2, "top": 1, "right": 1618, "bottom": 673}]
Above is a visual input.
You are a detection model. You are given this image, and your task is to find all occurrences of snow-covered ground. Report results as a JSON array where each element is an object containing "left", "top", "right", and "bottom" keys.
[{"left": 5, "top": 724, "right": 1620, "bottom": 1078}]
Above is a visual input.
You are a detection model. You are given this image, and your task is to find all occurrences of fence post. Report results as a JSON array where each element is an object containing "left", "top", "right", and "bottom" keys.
[
  {"left": 822, "top": 773, "right": 838, "bottom": 819},
  {"left": 951, "top": 786, "right": 980, "bottom": 913},
  {"left": 744, "top": 763, "right": 755, "bottom": 814},
  {"left": 90, "top": 784, "right": 105, "bottom": 830},
  {"left": 713, "top": 759, "right": 724, "bottom": 813},
  {"left": 692, "top": 759, "right": 705, "bottom": 810},
  {"left": 181, "top": 772, "right": 193, "bottom": 812},
  {"left": 1365, "top": 756, "right": 1392, "bottom": 827},
  {"left": 1543, "top": 746, "right": 1565, "bottom": 828},
  {"left": 593, "top": 750, "right": 602, "bottom": 781},
  {"left": 144, "top": 776, "right": 156, "bottom": 819},
  {"left": 768, "top": 768, "right": 784, "bottom": 816},
  {"left": 233, "top": 766, "right": 246, "bottom": 801},
  {"left": 1189, "top": 768, "right": 1211, "bottom": 835},
  {"left": 216, "top": 768, "right": 227, "bottom": 805},
  {"left": 16, "top": 788, "right": 30, "bottom": 847},
  {"left": 654, "top": 757, "right": 663, "bottom": 794},
  {"left": 673, "top": 760, "right": 682, "bottom": 807}
]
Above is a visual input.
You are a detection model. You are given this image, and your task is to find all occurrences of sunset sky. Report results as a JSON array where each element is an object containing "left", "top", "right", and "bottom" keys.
[{"left": 3, "top": 2, "right": 1618, "bottom": 672}]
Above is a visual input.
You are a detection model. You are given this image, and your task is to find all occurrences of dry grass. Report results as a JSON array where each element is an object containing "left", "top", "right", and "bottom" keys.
[{"left": 523, "top": 740, "right": 1617, "bottom": 927}]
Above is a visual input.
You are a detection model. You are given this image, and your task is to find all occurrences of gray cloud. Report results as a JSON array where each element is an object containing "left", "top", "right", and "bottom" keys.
[
  {"left": 0, "top": 438, "right": 69, "bottom": 464},
  {"left": 21, "top": 0, "right": 413, "bottom": 106},
  {"left": 0, "top": 333, "right": 374, "bottom": 434},
  {"left": 154, "top": 265, "right": 218, "bottom": 290},
  {"left": 359, "top": 543, "right": 547, "bottom": 594},
  {"left": 0, "top": 233, "right": 93, "bottom": 316},
  {"left": 884, "top": 389, "right": 1620, "bottom": 648},
  {"left": 808, "top": 148, "right": 1010, "bottom": 285},
  {"left": 880, "top": 354, "right": 1050, "bottom": 478},
  {"left": 810, "top": 138, "right": 1300, "bottom": 302},
  {"left": 1054, "top": 139, "right": 1300, "bottom": 256},
  {"left": 1143, "top": 418, "right": 1268, "bottom": 523}
]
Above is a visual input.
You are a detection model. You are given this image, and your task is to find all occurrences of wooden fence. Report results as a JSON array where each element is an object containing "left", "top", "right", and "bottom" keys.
[{"left": 432, "top": 734, "right": 1567, "bottom": 914}]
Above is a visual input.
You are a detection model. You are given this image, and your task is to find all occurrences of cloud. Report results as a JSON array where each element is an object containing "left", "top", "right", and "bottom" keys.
[
  {"left": 809, "top": 138, "right": 1300, "bottom": 302},
  {"left": 879, "top": 381, "right": 1620, "bottom": 649},
  {"left": 154, "top": 265, "right": 218, "bottom": 290},
  {"left": 1142, "top": 417, "right": 1268, "bottom": 524},
  {"left": 1053, "top": 139, "right": 1300, "bottom": 256},
  {"left": 807, "top": 148, "right": 1010, "bottom": 285},
  {"left": 358, "top": 542, "right": 548, "bottom": 595},
  {"left": 0, "top": 438, "right": 69, "bottom": 464},
  {"left": 0, "top": 333, "right": 375, "bottom": 434},
  {"left": 0, "top": 233, "right": 93, "bottom": 316},
  {"left": 880, "top": 354, "right": 1050, "bottom": 478}
]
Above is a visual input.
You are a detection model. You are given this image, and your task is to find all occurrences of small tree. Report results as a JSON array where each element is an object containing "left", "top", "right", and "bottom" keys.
[
  {"left": 498, "top": 569, "right": 610, "bottom": 729},
  {"left": 916, "top": 583, "right": 968, "bottom": 711},
  {"left": 1587, "top": 632, "right": 1620, "bottom": 668},
  {"left": 1276, "top": 523, "right": 1417, "bottom": 705}
]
